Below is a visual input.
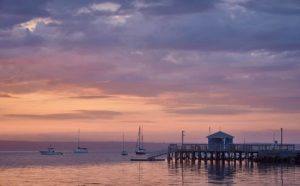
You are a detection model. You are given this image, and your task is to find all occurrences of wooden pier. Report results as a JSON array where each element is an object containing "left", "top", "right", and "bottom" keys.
[{"left": 167, "top": 143, "right": 299, "bottom": 163}]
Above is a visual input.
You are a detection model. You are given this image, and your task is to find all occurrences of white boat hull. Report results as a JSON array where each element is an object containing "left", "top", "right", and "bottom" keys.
[
  {"left": 135, "top": 149, "right": 146, "bottom": 155},
  {"left": 73, "top": 148, "right": 88, "bottom": 153}
]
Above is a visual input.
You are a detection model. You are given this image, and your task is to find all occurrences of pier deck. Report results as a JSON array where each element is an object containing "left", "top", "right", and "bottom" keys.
[{"left": 167, "top": 143, "right": 298, "bottom": 163}]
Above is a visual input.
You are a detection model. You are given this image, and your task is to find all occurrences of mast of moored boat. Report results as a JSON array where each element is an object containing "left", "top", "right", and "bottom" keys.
[
  {"left": 141, "top": 126, "right": 144, "bottom": 150},
  {"left": 122, "top": 133, "right": 125, "bottom": 151},
  {"left": 136, "top": 126, "right": 139, "bottom": 150},
  {"left": 134, "top": 125, "right": 146, "bottom": 155},
  {"left": 138, "top": 126, "right": 141, "bottom": 149},
  {"left": 77, "top": 129, "right": 80, "bottom": 148}
]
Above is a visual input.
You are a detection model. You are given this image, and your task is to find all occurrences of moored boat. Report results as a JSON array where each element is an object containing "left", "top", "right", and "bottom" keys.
[
  {"left": 121, "top": 133, "right": 128, "bottom": 156},
  {"left": 121, "top": 150, "right": 128, "bottom": 156},
  {"left": 73, "top": 129, "right": 88, "bottom": 154},
  {"left": 73, "top": 147, "right": 88, "bottom": 153},
  {"left": 135, "top": 126, "right": 146, "bottom": 155},
  {"left": 40, "top": 146, "right": 63, "bottom": 155}
]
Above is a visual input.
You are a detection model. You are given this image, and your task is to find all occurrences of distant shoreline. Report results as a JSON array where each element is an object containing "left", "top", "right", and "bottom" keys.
[
  {"left": 0, "top": 140, "right": 169, "bottom": 151},
  {"left": 0, "top": 140, "right": 299, "bottom": 151}
]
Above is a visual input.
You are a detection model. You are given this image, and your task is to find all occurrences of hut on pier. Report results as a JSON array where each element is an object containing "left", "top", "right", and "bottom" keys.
[{"left": 207, "top": 131, "right": 234, "bottom": 151}]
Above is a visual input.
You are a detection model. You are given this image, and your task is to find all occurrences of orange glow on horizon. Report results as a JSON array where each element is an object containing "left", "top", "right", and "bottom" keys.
[{"left": 1, "top": 90, "right": 300, "bottom": 143}]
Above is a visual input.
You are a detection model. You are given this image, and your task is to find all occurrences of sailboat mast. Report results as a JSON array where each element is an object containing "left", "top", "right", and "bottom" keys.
[
  {"left": 122, "top": 133, "right": 125, "bottom": 151},
  {"left": 139, "top": 126, "right": 141, "bottom": 148},
  {"left": 136, "top": 136, "right": 138, "bottom": 150},
  {"left": 78, "top": 129, "right": 80, "bottom": 148},
  {"left": 141, "top": 126, "right": 144, "bottom": 149}
]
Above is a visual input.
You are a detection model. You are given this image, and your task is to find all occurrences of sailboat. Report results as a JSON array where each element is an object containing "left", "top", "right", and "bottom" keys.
[
  {"left": 121, "top": 133, "right": 128, "bottom": 156},
  {"left": 73, "top": 129, "right": 88, "bottom": 154},
  {"left": 40, "top": 145, "right": 63, "bottom": 155},
  {"left": 135, "top": 126, "right": 146, "bottom": 155}
]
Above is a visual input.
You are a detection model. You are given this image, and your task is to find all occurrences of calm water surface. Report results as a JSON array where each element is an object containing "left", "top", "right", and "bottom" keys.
[{"left": 0, "top": 150, "right": 299, "bottom": 185}]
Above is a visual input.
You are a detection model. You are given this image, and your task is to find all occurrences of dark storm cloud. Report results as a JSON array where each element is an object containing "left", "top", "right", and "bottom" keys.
[
  {"left": 236, "top": 61, "right": 300, "bottom": 73},
  {"left": 5, "top": 110, "right": 122, "bottom": 120},
  {"left": 0, "top": 0, "right": 50, "bottom": 29},
  {"left": 242, "top": 64, "right": 296, "bottom": 73},
  {"left": 241, "top": 0, "right": 300, "bottom": 15},
  {"left": 1, "top": 0, "right": 300, "bottom": 52},
  {"left": 0, "top": 30, "right": 44, "bottom": 49},
  {"left": 137, "top": 12, "right": 300, "bottom": 52},
  {"left": 137, "top": 0, "right": 219, "bottom": 15},
  {"left": 0, "top": 0, "right": 300, "bottom": 115}
]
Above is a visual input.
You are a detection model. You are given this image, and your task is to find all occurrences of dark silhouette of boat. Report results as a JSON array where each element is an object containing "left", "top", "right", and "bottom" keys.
[
  {"left": 135, "top": 126, "right": 146, "bottom": 155},
  {"left": 40, "top": 145, "right": 63, "bottom": 155},
  {"left": 73, "top": 129, "right": 88, "bottom": 154},
  {"left": 121, "top": 133, "right": 128, "bottom": 156}
]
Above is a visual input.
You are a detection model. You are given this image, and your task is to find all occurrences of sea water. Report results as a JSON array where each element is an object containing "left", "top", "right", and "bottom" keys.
[{"left": 0, "top": 144, "right": 300, "bottom": 185}]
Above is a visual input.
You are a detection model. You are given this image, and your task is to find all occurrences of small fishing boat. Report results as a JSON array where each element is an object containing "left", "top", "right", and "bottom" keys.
[
  {"left": 73, "top": 129, "right": 88, "bottom": 154},
  {"left": 135, "top": 126, "right": 146, "bottom": 155},
  {"left": 40, "top": 145, "right": 63, "bottom": 155},
  {"left": 121, "top": 133, "right": 128, "bottom": 156}
]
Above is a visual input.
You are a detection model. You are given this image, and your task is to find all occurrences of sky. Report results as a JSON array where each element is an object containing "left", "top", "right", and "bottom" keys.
[{"left": 0, "top": 0, "right": 300, "bottom": 143}]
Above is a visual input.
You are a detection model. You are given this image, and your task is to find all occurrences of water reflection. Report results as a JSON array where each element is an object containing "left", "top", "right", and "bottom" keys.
[
  {"left": 206, "top": 161, "right": 235, "bottom": 184},
  {"left": 167, "top": 160, "right": 300, "bottom": 186},
  {"left": 1, "top": 151, "right": 300, "bottom": 185},
  {"left": 168, "top": 161, "right": 237, "bottom": 185}
]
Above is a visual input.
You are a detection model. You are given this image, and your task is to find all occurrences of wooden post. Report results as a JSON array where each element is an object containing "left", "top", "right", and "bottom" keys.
[
  {"left": 199, "top": 151, "right": 202, "bottom": 161},
  {"left": 280, "top": 128, "right": 283, "bottom": 147},
  {"left": 181, "top": 130, "right": 185, "bottom": 148},
  {"left": 192, "top": 152, "right": 196, "bottom": 162},
  {"left": 216, "top": 152, "right": 219, "bottom": 161},
  {"left": 167, "top": 152, "right": 171, "bottom": 162}
]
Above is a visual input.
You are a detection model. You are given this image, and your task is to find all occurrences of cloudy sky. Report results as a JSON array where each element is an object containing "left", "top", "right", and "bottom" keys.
[{"left": 0, "top": 0, "right": 300, "bottom": 143}]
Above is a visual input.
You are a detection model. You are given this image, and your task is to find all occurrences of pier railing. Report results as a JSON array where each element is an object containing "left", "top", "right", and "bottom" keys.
[{"left": 168, "top": 143, "right": 295, "bottom": 152}]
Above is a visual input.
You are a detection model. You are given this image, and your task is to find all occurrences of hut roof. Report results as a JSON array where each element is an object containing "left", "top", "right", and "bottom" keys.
[{"left": 207, "top": 131, "right": 234, "bottom": 139}]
